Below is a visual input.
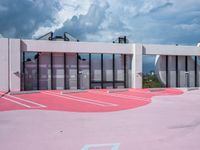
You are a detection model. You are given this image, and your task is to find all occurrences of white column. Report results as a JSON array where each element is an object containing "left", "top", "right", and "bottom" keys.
[
  {"left": 131, "top": 44, "right": 143, "bottom": 88},
  {"left": 9, "top": 39, "right": 21, "bottom": 91},
  {"left": 0, "top": 38, "right": 9, "bottom": 91}
]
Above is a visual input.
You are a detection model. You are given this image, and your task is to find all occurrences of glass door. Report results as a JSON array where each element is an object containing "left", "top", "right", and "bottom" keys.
[{"left": 78, "top": 54, "right": 89, "bottom": 89}]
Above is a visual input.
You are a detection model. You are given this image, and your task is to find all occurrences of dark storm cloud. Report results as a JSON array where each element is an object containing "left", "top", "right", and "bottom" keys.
[
  {"left": 0, "top": 0, "right": 60, "bottom": 38},
  {"left": 54, "top": 0, "right": 200, "bottom": 45}
]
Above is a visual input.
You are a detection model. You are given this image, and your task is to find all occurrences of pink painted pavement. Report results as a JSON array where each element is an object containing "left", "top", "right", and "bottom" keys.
[{"left": 1, "top": 88, "right": 200, "bottom": 150}]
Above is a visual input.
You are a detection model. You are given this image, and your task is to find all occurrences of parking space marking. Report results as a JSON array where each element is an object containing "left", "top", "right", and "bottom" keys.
[
  {"left": 0, "top": 92, "right": 46, "bottom": 108},
  {"left": 0, "top": 96, "right": 32, "bottom": 108},
  {"left": 42, "top": 91, "right": 110, "bottom": 107},
  {"left": 89, "top": 91, "right": 150, "bottom": 102},
  {"left": 49, "top": 91, "right": 118, "bottom": 107}
]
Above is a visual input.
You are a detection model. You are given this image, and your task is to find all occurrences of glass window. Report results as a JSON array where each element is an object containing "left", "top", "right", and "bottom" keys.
[
  {"left": 78, "top": 54, "right": 89, "bottom": 89},
  {"left": 91, "top": 83, "right": 102, "bottom": 89},
  {"left": 114, "top": 54, "right": 124, "bottom": 81},
  {"left": 52, "top": 53, "right": 64, "bottom": 90},
  {"left": 66, "top": 53, "right": 77, "bottom": 89},
  {"left": 24, "top": 52, "right": 38, "bottom": 90},
  {"left": 39, "top": 53, "right": 51, "bottom": 90},
  {"left": 103, "top": 54, "right": 113, "bottom": 82},
  {"left": 91, "top": 54, "right": 101, "bottom": 82}
]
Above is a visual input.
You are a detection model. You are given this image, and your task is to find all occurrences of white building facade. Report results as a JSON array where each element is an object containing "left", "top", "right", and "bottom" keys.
[{"left": 0, "top": 37, "right": 200, "bottom": 91}]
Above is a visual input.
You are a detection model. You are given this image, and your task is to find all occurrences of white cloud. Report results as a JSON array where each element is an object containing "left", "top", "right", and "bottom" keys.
[
  {"left": 33, "top": 0, "right": 92, "bottom": 38},
  {"left": 0, "top": 33, "right": 4, "bottom": 38}
]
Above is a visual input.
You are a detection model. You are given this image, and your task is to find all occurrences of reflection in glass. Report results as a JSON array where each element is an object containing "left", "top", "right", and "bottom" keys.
[
  {"left": 78, "top": 54, "right": 89, "bottom": 89},
  {"left": 91, "top": 54, "right": 101, "bottom": 82},
  {"left": 52, "top": 53, "right": 64, "bottom": 90},
  {"left": 24, "top": 52, "right": 38, "bottom": 90},
  {"left": 114, "top": 54, "right": 124, "bottom": 81},
  {"left": 39, "top": 53, "right": 51, "bottom": 90},
  {"left": 66, "top": 53, "right": 77, "bottom": 89},
  {"left": 103, "top": 54, "right": 113, "bottom": 82}
]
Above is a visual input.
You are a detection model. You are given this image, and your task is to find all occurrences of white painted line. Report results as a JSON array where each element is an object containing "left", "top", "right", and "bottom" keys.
[
  {"left": 7, "top": 94, "right": 46, "bottom": 108},
  {"left": 0, "top": 92, "right": 46, "bottom": 108},
  {"left": 81, "top": 143, "right": 120, "bottom": 150},
  {"left": 47, "top": 91, "right": 118, "bottom": 107},
  {"left": 59, "top": 91, "right": 117, "bottom": 106},
  {"left": 89, "top": 91, "right": 150, "bottom": 102},
  {"left": 1, "top": 96, "right": 31, "bottom": 108},
  {"left": 42, "top": 91, "right": 108, "bottom": 107},
  {"left": 129, "top": 89, "right": 172, "bottom": 96}
]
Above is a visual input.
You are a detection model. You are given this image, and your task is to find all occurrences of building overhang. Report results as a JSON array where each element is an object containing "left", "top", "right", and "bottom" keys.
[{"left": 21, "top": 39, "right": 134, "bottom": 54}]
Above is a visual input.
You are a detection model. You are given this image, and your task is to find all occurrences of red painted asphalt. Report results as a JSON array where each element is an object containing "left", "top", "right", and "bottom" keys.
[{"left": 0, "top": 88, "right": 183, "bottom": 112}]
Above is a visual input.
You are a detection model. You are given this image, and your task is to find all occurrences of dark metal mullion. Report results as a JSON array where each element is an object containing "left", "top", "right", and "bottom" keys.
[
  {"left": 195, "top": 56, "right": 198, "bottom": 87},
  {"left": 166, "top": 55, "right": 169, "bottom": 87},
  {"left": 124, "top": 54, "right": 127, "bottom": 88},
  {"left": 185, "top": 56, "right": 189, "bottom": 88},
  {"left": 22, "top": 52, "right": 25, "bottom": 91},
  {"left": 77, "top": 53, "right": 80, "bottom": 89},
  {"left": 89, "top": 54, "right": 92, "bottom": 89},
  {"left": 185, "top": 56, "right": 188, "bottom": 72},
  {"left": 50, "top": 53, "right": 53, "bottom": 90},
  {"left": 101, "top": 54, "right": 103, "bottom": 88},
  {"left": 64, "top": 53, "right": 67, "bottom": 89},
  {"left": 37, "top": 53, "right": 40, "bottom": 90},
  {"left": 112, "top": 54, "right": 115, "bottom": 88},
  {"left": 176, "top": 56, "right": 179, "bottom": 87}
]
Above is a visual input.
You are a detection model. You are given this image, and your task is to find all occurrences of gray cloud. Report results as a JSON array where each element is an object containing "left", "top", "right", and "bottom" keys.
[
  {"left": 55, "top": 1, "right": 109, "bottom": 40},
  {"left": 54, "top": 0, "right": 200, "bottom": 45},
  {"left": 0, "top": 0, "right": 200, "bottom": 45},
  {"left": 0, "top": 0, "right": 60, "bottom": 38}
]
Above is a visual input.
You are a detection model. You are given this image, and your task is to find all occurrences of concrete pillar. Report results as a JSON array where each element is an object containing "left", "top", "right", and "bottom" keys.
[
  {"left": 0, "top": 38, "right": 9, "bottom": 91},
  {"left": 9, "top": 39, "right": 21, "bottom": 91},
  {"left": 132, "top": 44, "right": 143, "bottom": 88}
]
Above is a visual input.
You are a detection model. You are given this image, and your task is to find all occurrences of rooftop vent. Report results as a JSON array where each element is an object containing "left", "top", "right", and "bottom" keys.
[
  {"left": 37, "top": 32, "right": 79, "bottom": 42},
  {"left": 113, "top": 36, "right": 129, "bottom": 44}
]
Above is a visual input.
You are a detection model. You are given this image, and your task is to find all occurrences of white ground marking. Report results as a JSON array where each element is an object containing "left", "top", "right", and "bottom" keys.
[
  {"left": 81, "top": 143, "right": 120, "bottom": 150},
  {"left": 129, "top": 89, "right": 175, "bottom": 96},
  {"left": 42, "top": 91, "right": 114, "bottom": 107},
  {"left": 48, "top": 91, "right": 118, "bottom": 106},
  {"left": 56, "top": 91, "right": 118, "bottom": 106},
  {"left": 0, "top": 96, "right": 31, "bottom": 108},
  {"left": 89, "top": 91, "right": 150, "bottom": 102},
  {"left": 0, "top": 91, "right": 46, "bottom": 108}
]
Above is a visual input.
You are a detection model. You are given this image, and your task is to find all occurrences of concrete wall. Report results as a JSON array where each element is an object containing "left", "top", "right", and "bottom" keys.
[
  {"left": 132, "top": 44, "right": 143, "bottom": 88},
  {"left": 9, "top": 39, "right": 21, "bottom": 91},
  {"left": 143, "top": 44, "right": 200, "bottom": 56},
  {"left": 21, "top": 40, "right": 133, "bottom": 54},
  {"left": 0, "top": 38, "right": 9, "bottom": 91}
]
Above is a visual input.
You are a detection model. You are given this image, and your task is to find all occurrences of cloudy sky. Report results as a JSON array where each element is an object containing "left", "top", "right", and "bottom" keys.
[{"left": 0, "top": 0, "right": 200, "bottom": 45}]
